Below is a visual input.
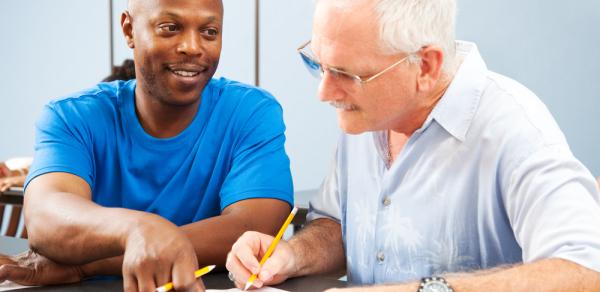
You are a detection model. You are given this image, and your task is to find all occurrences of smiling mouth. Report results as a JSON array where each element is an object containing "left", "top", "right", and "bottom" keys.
[
  {"left": 171, "top": 70, "right": 201, "bottom": 77},
  {"left": 167, "top": 63, "right": 208, "bottom": 78}
]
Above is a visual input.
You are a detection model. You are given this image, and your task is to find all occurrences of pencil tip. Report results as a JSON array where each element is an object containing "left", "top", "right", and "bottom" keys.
[{"left": 244, "top": 282, "right": 252, "bottom": 291}]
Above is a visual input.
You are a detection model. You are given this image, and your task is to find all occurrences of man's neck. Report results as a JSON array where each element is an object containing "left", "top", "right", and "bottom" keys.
[
  {"left": 134, "top": 87, "right": 201, "bottom": 139},
  {"left": 388, "top": 75, "right": 453, "bottom": 164},
  {"left": 391, "top": 75, "right": 452, "bottom": 136}
]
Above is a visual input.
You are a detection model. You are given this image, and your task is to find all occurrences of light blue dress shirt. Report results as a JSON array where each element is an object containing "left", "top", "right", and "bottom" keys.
[{"left": 308, "top": 42, "right": 600, "bottom": 284}]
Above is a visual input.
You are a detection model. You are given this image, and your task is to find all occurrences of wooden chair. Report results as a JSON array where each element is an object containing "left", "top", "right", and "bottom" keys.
[{"left": 0, "top": 187, "right": 27, "bottom": 238}]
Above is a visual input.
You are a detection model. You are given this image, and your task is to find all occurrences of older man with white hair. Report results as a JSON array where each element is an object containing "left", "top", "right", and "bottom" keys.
[{"left": 226, "top": 0, "right": 600, "bottom": 291}]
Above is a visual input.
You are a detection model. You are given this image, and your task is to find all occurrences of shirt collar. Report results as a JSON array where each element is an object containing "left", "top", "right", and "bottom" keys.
[{"left": 426, "top": 41, "right": 488, "bottom": 142}]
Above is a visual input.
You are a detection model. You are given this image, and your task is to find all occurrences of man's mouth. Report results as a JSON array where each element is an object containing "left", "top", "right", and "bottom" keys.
[
  {"left": 171, "top": 70, "right": 201, "bottom": 77},
  {"left": 330, "top": 101, "right": 357, "bottom": 111},
  {"left": 167, "top": 63, "right": 208, "bottom": 78}
]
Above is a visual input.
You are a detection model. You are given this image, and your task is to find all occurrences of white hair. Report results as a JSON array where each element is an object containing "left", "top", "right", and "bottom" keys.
[{"left": 375, "top": 0, "right": 457, "bottom": 72}]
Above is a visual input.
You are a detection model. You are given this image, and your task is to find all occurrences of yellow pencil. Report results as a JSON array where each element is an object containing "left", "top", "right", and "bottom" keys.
[
  {"left": 155, "top": 265, "right": 216, "bottom": 292},
  {"left": 244, "top": 206, "right": 298, "bottom": 291}
]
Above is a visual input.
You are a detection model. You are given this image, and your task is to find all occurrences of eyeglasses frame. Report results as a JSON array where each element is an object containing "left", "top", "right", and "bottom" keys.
[{"left": 297, "top": 40, "right": 416, "bottom": 85}]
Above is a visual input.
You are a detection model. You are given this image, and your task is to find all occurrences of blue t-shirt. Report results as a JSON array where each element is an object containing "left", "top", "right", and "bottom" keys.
[{"left": 26, "top": 78, "right": 293, "bottom": 226}]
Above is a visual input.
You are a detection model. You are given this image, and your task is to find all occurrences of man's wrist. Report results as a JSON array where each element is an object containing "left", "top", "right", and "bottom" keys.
[
  {"left": 116, "top": 209, "right": 152, "bottom": 250},
  {"left": 287, "top": 238, "right": 305, "bottom": 278}
]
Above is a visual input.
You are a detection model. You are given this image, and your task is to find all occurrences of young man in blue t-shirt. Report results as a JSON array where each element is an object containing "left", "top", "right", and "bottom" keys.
[{"left": 0, "top": 0, "right": 292, "bottom": 291}]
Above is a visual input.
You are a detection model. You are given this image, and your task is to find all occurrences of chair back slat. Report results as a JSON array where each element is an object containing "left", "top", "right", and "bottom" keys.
[
  {"left": 5, "top": 205, "right": 22, "bottom": 237},
  {"left": 0, "top": 203, "right": 27, "bottom": 238},
  {"left": 0, "top": 204, "right": 4, "bottom": 228}
]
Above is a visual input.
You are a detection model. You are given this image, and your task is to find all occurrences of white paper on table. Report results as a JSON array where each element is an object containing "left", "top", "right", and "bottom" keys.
[
  {"left": 207, "top": 287, "right": 288, "bottom": 292},
  {"left": 0, "top": 281, "right": 36, "bottom": 291}
]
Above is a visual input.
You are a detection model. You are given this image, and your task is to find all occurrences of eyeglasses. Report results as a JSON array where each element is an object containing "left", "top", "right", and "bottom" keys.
[{"left": 297, "top": 40, "right": 413, "bottom": 85}]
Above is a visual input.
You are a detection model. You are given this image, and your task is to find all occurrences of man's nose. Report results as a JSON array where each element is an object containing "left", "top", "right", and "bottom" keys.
[
  {"left": 318, "top": 70, "right": 346, "bottom": 102},
  {"left": 177, "top": 31, "right": 203, "bottom": 56}
]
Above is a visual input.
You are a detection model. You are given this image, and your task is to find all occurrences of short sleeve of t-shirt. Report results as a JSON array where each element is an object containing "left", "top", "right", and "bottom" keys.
[
  {"left": 25, "top": 99, "right": 96, "bottom": 189},
  {"left": 217, "top": 86, "right": 293, "bottom": 210}
]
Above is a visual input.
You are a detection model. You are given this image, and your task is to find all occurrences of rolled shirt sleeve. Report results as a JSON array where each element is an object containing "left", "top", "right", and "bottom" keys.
[{"left": 505, "top": 144, "right": 600, "bottom": 272}]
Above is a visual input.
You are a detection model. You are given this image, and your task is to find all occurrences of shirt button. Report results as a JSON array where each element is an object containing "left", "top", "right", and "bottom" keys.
[
  {"left": 382, "top": 196, "right": 392, "bottom": 207},
  {"left": 377, "top": 252, "right": 385, "bottom": 262}
]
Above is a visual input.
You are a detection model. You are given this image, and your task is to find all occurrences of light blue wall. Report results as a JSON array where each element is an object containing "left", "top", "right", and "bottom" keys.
[
  {"left": 260, "top": 0, "right": 340, "bottom": 191},
  {"left": 456, "top": 0, "right": 600, "bottom": 175},
  {"left": 0, "top": 0, "right": 110, "bottom": 160}
]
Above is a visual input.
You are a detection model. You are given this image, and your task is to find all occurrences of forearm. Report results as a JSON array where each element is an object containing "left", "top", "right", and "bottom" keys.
[
  {"left": 367, "top": 258, "right": 600, "bottom": 292},
  {"left": 181, "top": 199, "right": 291, "bottom": 268},
  {"left": 80, "top": 256, "right": 123, "bottom": 277},
  {"left": 448, "top": 258, "right": 600, "bottom": 291},
  {"left": 25, "top": 190, "right": 146, "bottom": 265},
  {"left": 78, "top": 213, "right": 262, "bottom": 277},
  {"left": 289, "top": 218, "right": 345, "bottom": 277}
]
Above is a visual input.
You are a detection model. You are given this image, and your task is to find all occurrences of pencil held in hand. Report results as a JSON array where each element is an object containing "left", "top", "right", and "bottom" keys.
[
  {"left": 155, "top": 265, "right": 216, "bottom": 292},
  {"left": 244, "top": 206, "right": 298, "bottom": 290}
]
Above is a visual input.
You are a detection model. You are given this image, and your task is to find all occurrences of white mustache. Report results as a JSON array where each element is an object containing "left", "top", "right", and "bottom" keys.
[{"left": 329, "top": 101, "right": 357, "bottom": 110}]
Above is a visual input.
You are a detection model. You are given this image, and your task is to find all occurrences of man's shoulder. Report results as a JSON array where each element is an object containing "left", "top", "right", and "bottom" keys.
[
  {"left": 209, "top": 77, "right": 279, "bottom": 106},
  {"left": 42, "top": 80, "right": 135, "bottom": 132},
  {"left": 47, "top": 80, "right": 133, "bottom": 113},
  {"left": 468, "top": 72, "right": 569, "bottom": 171},
  {"left": 477, "top": 72, "right": 565, "bottom": 146}
]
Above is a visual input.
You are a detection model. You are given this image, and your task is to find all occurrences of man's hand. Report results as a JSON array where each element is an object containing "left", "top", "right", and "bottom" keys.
[
  {"left": 225, "top": 231, "right": 298, "bottom": 290},
  {"left": 0, "top": 163, "right": 10, "bottom": 179},
  {"left": 0, "top": 175, "right": 26, "bottom": 192},
  {"left": 122, "top": 213, "right": 204, "bottom": 292},
  {"left": 0, "top": 250, "right": 84, "bottom": 286}
]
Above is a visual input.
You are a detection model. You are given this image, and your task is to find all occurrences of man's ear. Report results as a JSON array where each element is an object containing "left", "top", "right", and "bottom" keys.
[
  {"left": 416, "top": 46, "right": 444, "bottom": 92},
  {"left": 121, "top": 11, "right": 134, "bottom": 49}
]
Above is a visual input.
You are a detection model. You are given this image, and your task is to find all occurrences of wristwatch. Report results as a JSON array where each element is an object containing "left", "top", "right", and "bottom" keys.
[{"left": 418, "top": 276, "right": 453, "bottom": 292}]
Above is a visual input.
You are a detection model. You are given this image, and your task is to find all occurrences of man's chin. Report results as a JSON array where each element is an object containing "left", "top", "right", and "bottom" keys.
[
  {"left": 338, "top": 119, "right": 368, "bottom": 135},
  {"left": 160, "top": 94, "right": 202, "bottom": 107}
]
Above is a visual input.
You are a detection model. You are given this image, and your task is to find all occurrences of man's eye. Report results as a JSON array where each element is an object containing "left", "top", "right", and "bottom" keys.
[
  {"left": 329, "top": 69, "right": 354, "bottom": 81},
  {"left": 158, "top": 24, "right": 178, "bottom": 32},
  {"left": 202, "top": 28, "right": 219, "bottom": 37}
]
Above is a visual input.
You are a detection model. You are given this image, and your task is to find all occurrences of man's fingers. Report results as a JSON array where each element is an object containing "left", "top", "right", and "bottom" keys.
[
  {"left": 171, "top": 261, "right": 200, "bottom": 292},
  {"left": 0, "top": 264, "right": 32, "bottom": 285},
  {"left": 236, "top": 243, "right": 262, "bottom": 275},
  {"left": 152, "top": 263, "right": 171, "bottom": 290},
  {"left": 123, "top": 272, "right": 139, "bottom": 292},
  {"left": 226, "top": 252, "right": 256, "bottom": 289},
  {"left": 259, "top": 254, "right": 287, "bottom": 283},
  {"left": 0, "top": 164, "right": 9, "bottom": 178},
  {"left": 0, "top": 256, "right": 15, "bottom": 266},
  {"left": 0, "top": 181, "right": 9, "bottom": 192},
  {"left": 196, "top": 277, "right": 206, "bottom": 292},
  {"left": 231, "top": 232, "right": 272, "bottom": 274},
  {"left": 135, "top": 268, "right": 156, "bottom": 292}
]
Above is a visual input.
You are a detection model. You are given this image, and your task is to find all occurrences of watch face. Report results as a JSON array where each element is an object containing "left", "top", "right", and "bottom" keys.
[
  {"left": 424, "top": 282, "right": 451, "bottom": 292},
  {"left": 421, "top": 279, "right": 452, "bottom": 292}
]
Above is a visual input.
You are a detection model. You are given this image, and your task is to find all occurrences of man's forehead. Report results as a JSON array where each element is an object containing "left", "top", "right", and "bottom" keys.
[
  {"left": 313, "top": 0, "right": 381, "bottom": 52},
  {"left": 128, "top": 0, "right": 223, "bottom": 17}
]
